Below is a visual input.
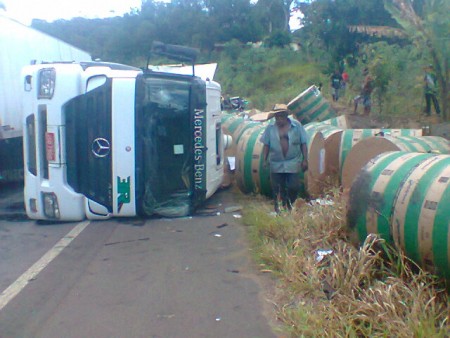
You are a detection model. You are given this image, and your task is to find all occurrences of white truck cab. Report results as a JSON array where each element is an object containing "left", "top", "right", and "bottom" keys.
[{"left": 22, "top": 60, "right": 224, "bottom": 220}]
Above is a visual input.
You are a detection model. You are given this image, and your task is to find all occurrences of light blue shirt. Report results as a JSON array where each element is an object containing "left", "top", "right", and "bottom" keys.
[{"left": 260, "top": 118, "right": 308, "bottom": 173}]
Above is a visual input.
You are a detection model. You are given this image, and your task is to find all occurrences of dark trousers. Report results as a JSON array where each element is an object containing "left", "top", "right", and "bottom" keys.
[
  {"left": 425, "top": 93, "right": 440, "bottom": 115},
  {"left": 270, "top": 172, "right": 301, "bottom": 211}
]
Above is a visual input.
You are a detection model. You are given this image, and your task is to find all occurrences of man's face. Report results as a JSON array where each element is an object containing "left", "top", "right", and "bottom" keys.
[{"left": 274, "top": 112, "right": 289, "bottom": 125}]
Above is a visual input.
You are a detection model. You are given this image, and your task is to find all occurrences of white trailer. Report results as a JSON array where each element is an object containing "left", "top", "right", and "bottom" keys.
[{"left": 0, "top": 14, "right": 91, "bottom": 180}]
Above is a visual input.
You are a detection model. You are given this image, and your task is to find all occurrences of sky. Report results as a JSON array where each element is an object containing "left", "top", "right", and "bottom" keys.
[{"left": 1, "top": 0, "right": 142, "bottom": 25}]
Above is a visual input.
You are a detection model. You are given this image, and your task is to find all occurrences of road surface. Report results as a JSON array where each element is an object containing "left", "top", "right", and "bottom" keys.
[{"left": 0, "top": 183, "right": 277, "bottom": 338}]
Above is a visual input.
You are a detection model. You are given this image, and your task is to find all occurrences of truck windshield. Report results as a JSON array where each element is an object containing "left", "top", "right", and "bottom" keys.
[{"left": 135, "top": 75, "right": 193, "bottom": 217}]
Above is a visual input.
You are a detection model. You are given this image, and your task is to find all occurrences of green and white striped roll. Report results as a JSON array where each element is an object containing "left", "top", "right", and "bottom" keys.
[
  {"left": 235, "top": 126, "right": 272, "bottom": 196},
  {"left": 392, "top": 154, "right": 450, "bottom": 278},
  {"left": 221, "top": 113, "right": 244, "bottom": 136},
  {"left": 288, "top": 85, "right": 336, "bottom": 124},
  {"left": 347, "top": 151, "right": 450, "bottom": 279},
  {"left": 232, "top": 121, "right": 263, "bottom": 146},
  {"left": 341, "top": 135, "right": 450, "bottom": 190},
  {"left": 339, "top": 129, "right": 423, "bottom": 177}
]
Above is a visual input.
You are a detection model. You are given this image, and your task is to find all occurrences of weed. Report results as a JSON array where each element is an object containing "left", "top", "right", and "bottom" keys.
[{"left": 241, "top": 189, "right": 449, "bottom": 337}]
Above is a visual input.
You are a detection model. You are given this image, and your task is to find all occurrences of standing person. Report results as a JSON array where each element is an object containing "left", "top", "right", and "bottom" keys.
[
  {"left": 260, "top": 104, "right": 308, "bottom": 213},
  {"left": 330, "top": 70, "right": 343, "bottom": 102},
  {"left": 423, "top": 64, "right": 440, "bottom": 116},
  {"left": 353, "top": 68, "right": 374, "bottom": 115},
  {"left": 341, "top": 70, "right": 349, "bottom": 97}
]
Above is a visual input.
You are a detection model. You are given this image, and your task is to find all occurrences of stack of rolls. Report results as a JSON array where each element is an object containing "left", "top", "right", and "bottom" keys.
[{"left": 347, "top": 151, "right": 450, "bottom": 279}]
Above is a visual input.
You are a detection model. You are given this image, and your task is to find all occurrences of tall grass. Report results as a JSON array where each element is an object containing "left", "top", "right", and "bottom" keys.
[
  {"left": 242, "top": 190, "right": 449, "bottom": 337},
  {"left": 215, "top": 46, "right": 328, "bottom": 111}
]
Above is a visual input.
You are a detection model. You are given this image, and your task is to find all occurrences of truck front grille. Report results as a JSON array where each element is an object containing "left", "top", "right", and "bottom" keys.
[{"left": 64, "top": 80, "right": 113, "bottom": 212}]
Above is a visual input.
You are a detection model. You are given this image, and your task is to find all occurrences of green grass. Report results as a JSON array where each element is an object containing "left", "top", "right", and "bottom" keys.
[{"left": 214, "top": 42, "right": 449, "bottom": 121}]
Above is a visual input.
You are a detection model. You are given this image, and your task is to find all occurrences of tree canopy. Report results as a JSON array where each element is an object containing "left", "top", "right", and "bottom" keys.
[{"left": 30, "top": 0, "right": 449, "bottom": 118}]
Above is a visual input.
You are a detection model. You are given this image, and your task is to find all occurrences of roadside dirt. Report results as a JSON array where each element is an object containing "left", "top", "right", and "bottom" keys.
[{"left": 330, "top": 100, "right": 449, "bottom": 139}]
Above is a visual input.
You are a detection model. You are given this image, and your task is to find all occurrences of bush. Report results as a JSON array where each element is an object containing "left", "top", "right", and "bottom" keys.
[{"left": 264, "top": 30, "right": 292, "bottom": 48}]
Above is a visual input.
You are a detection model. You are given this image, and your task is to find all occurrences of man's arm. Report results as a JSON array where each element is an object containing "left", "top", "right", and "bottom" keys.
[
  {"left": 263, "top": 144, "right": 269, "bottom": 167},
  {"left": 301, "top": 143, "right": 308, "bottom": 172}
]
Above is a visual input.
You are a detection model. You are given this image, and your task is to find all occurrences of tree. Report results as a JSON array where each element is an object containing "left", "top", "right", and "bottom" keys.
[
  {"left": 255, "top": 0, "right": 295, "bottom": 33},
  {"left": 297, "top": 0, "right": 398, "bottom": 62},
  {"left": 203, "top": 0, "right": 264, "bottom": 44},
  {"left": 384, "top": 0, "right": 449, "bottom": 119}
]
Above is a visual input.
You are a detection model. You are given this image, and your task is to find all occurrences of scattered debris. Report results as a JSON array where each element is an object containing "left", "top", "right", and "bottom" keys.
[
  {"left": 227, "top": 269, "right": 240, "bottom": 273},
  {"left": 233, "top": 214, "right": 242, "bottom": 219},
  {"left": 216, "top": 223, "right": 228, "bottom": 229},
  {"left": 209, "top": 231, "right": 223, "bottom": 237},
  {"left": 315, "top": 249, "right": 333, "bottom": 263},
  {"left": 308, "top": 198, "right": 334, "bottom": 206},
  {"left": 228, "top": 157, "right": 236, "bottom": 170}
]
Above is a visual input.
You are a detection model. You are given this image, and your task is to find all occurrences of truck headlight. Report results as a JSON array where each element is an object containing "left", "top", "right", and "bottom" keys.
[
  {"left": 42, "top": 192, "right": 60, "bottom": 219},
  {"left": 38, "top": 68, "right": 56, "bottom": 99}
]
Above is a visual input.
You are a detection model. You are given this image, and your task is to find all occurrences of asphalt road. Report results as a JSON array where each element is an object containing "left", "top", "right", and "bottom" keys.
[{"left": 0, "top": 183, "right": 276, "bottom": 338}]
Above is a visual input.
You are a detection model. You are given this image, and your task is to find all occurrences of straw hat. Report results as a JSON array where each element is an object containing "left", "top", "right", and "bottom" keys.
[{"left": 268, "top": 103, "right": 290, "bottom": 119}]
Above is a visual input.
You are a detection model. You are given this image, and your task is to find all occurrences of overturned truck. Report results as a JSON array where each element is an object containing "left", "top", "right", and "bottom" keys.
[{"left": 22, "top": 44, "right": 225, "bottom": 220}]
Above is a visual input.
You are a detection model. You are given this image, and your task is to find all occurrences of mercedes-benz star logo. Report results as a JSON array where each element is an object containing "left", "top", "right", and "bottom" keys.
[{"left": 92, "top": 138, "right": 111, "bottom": 158}]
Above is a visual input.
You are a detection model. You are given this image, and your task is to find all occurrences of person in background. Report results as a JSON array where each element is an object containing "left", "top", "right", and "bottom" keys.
[
  {"left": 260, "top": 104, "right": 308, "bottom": 213},
  {"left": 423, "top": 64, "right": 440, "bottom": 116},
  {"left": 353, "top": 68, "right": 373, "bottom": 116},
  {"left": 330, "top": 70, "right": 343, "bottom": 101},
  {"left": 341, "top": 70, "right": 349, "bottom": 96}
]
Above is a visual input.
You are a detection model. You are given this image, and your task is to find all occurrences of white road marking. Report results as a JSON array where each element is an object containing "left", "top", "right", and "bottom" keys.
[{"left": 0, "top": 220, "right": 90, "bottom": 311}]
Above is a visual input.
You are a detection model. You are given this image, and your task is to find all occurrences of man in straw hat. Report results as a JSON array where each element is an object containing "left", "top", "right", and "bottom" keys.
[{"left": 260, "top": 104, "right": 308, "bottom": 213}]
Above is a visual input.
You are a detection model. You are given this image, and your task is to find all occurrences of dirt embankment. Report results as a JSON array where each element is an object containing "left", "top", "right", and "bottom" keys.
[{"left": 330, "top": 100, "right": 449, "bottom": 139}]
